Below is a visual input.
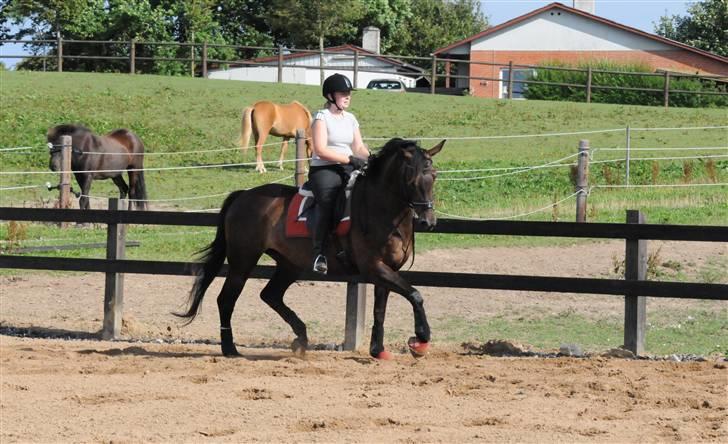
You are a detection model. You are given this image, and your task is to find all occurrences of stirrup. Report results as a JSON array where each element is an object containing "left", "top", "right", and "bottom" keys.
[{"left": 313, "top": 254, "right": 328, "bottom": 274}]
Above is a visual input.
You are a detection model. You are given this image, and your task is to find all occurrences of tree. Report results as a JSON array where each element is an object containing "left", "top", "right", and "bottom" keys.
[
  {"left": 352, "top": 0, "right": 413, "bottom": 53},
  {"left": 268, "top": 0, "right": 364, "bottom": 50},
  {"left": 654, "top": 0, "right": 728, "bottom": 57},
  {"left": 213, "top": 0, "right": 276, "bottom": 47},
  {"left": 400, "top": 0, "right": 487, "bottom": 57}
]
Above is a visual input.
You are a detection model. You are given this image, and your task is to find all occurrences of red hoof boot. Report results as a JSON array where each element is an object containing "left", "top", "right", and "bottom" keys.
[
  {"left": 375, "top": 350, "right": 394, "bottom": 360},
  {"left": 408, "top": 336, "right": 429, "bottom": 358}
]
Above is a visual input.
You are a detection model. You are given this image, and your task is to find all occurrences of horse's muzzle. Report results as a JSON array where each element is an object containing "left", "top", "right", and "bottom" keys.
[{"left": 417, "top": 213, "right": 437, "bottom": 231}]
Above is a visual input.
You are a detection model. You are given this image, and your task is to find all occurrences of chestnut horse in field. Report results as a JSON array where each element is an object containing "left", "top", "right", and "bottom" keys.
[
  {"left": 176, "top": 138, "right": 446, "bottom": 360},
  {"left": 239, "top": 100, "right": 313, "bottom": 173}
]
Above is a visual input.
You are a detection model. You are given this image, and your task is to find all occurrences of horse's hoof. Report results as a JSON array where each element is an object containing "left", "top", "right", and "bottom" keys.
[
  {"left": 291, "top": 338, "right": 307, "bottom": 356},
  {"left": 408, "top": 336, "right": 429, "bottom": 358},
  {"left": 374, "top": 350, "right": 394, "bottom": 360}
]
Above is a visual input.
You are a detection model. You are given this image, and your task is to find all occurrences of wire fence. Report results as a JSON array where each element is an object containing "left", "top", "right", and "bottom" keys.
[{"left": 1, "top": 125, "right": 726, "bottom": 220}]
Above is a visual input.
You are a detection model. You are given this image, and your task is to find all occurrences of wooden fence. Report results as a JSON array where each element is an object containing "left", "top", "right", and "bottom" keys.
[
  {"left": 1, "top": 204, "right": 726, "bottom": 355},
  {"left": 2, "top": 38, "right": 726, "bottom": 108}
]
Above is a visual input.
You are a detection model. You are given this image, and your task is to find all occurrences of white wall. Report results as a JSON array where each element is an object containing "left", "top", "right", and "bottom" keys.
[
  {"left": 208, "top": 66, "right": 418, "bottom": 88},
  {"left": 471, "top": 10, "right": 673, "bottom": 51}
]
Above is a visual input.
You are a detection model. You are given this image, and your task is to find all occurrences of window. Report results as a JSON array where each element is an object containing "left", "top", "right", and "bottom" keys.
[{"left": 500, "top": 68, "right": 534, "bottom": 99}]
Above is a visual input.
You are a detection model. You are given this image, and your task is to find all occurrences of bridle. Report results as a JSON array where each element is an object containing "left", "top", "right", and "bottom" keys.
[{"left": 403, "top": 161, "right": 436, "bottom": 215}]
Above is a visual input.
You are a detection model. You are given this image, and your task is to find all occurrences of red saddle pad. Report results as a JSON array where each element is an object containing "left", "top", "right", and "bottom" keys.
[{"left": 285, "top": 193, "right": 351, "bottom": 238}]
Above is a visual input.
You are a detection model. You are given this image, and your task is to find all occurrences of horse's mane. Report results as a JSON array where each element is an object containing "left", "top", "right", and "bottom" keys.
[
  {"left": 366, "top": 138, "right": 427, "bottom": 184},
  {"left": 292, "top": 100, "right": 313, "bottom": 121},
  {"left": 47, "top": 124, "right": 91, "bottom": 140}
]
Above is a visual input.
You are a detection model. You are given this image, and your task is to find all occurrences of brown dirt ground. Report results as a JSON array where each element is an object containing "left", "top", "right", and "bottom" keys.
[{"left": 1, "top": 241, "right": 727, "bottom": 442}]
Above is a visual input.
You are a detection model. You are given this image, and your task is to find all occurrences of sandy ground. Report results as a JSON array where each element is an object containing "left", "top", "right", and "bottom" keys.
[{"left": 1, "top": 241, "right": 727, "bottom": 442}]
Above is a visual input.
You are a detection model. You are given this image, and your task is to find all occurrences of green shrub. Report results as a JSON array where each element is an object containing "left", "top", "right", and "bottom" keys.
[{"left": 524, "top": 60, "right": 727, "bottom": 108}]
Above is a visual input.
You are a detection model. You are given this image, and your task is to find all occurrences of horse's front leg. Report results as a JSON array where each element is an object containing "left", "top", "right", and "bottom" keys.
[
  {"left": 75, "top": 173, "right": 93, "bottom": 210},
  {"left": 370, "top": 285, "right": 393, "bottom": 360},
  {"left": 370, "top": 262, "right": 431, "bottom": 358},
  {"left": 278, "top": 138, "right": 289, "bottom": 170},
  {"left": 255, "top": 132, "right": 269, "bottom": 173}
]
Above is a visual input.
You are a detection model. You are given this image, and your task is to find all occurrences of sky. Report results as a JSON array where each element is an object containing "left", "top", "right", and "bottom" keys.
[
  {"left": 1, "top": 1, "right": 697, "bottom": 69},
  {"left": 479, "top": 0, "right": 695, "bottom": 32}
]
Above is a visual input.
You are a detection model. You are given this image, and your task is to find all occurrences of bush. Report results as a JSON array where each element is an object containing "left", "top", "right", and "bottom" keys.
[{"left": 523, "top": 60, "right": 727, "bottom": 108}]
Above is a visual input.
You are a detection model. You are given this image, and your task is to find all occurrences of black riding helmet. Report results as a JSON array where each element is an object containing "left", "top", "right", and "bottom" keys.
[{"left": 322, "top": 73, "right": 354, "bottom": 102}]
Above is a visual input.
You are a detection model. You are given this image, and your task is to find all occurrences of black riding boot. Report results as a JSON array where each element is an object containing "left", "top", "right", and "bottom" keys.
[{"left": 312, "top": 208, "right": 332, "bottom": 274}]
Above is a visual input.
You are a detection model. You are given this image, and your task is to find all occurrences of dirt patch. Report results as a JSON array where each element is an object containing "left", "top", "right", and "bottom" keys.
[
  {"left": 1, "top": 337, "right": 726, "bottom": 442},
  {"left": 1, "top": 241, "right": 727, "bottom": 442}
]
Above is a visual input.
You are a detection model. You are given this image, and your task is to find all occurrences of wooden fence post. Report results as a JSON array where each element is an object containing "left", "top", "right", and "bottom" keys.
[
  {"left": 277, "top": 45, "right": 284, "bottom": 83},
  {"left": 625, "top": 125, "right": 631, "bottom": 186},
  {"left": 575, "top": 139, "right": 589, "bottom": 223},
  {"left": 586, "top": 66, "right": 592, "bottom": 103},
  {"left": 344, "top": 282, "right": 367, "bottom": 351},
  {"left": 445, "top": 60, "right": 451, "bottom": 88},
  {"left": 507, "top": 61, "right": 514, "bottom": 100},
  {"left": 56, "top": 34, "right": 63, "bottom": 72},
  {"left": 295, "top": 129, "right": 306, "bottom": 187},
  {"left": 190, "top": 40, "right": 195, "bottom": 77},
  {"left": 430, "top": 55, "right": 437, "bottom": 94},
  {"left": 103, "top": 198, "right": 127, "bottom": 340},
  {"left": 353, "top": 49, "right": 359, "bottom": 88},
  {"left": 319, "top": 47, "right": 325, "bottom": 85},
  {"left": 59, "top": 135, "right": 72, "bottom": 212},
  {"left": 202, "top": 42, "right": 208, "bottom": 78},
  {"left": 624, "top": 210, "right": 647, "bottom": 355},
  {"left": 129, "top": 39, "right": 135, "bottom": 74},
  {"left": 663, "top": 72, "right": 670, "bottom": 109}
]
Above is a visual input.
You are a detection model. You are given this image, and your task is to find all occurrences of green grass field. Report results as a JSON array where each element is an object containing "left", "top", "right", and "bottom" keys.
[{"left": 1, "top": 71, "right": 725, "bottom": 254}]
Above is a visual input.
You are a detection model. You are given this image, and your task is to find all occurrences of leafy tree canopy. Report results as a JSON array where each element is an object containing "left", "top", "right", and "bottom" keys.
[{"left": 654, "top": 0, "right": 728, "bottom": 57}]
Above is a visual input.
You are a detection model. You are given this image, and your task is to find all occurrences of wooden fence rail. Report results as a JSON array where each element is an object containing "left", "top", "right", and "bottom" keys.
[
  {"left": 2, "top": 38, "right": 726, "bottom": 108},
  {"left": 1, "top": 205, "right": 727, "bottom": 355}
]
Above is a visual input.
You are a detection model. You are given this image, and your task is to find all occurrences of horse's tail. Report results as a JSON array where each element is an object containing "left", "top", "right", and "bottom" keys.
[
  {"left": 131, "top": 170, "right": 148, "bottom": 210},
  {"left": 174, "top": 190, "right": 244, "bottom": 323},
  {"left": 238, "top": 106, "right": 254, "bottom": 155}
]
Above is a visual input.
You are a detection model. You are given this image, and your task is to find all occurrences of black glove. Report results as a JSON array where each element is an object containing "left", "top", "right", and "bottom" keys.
[{"left": 348, "top": 155, "right": 366, "bottom": 170}]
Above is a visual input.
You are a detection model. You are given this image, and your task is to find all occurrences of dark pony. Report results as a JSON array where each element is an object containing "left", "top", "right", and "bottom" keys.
[
  {"left": 176, "top": 138, "right": 445, "bottom": 359},
  {"left": 47, "top": 124, "right": 147, "bottom": 210}
]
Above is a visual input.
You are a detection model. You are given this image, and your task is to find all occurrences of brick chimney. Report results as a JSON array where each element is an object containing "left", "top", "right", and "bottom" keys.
[
  {"left": 362, "top": 26, "right": 380, "bottom": 54},
  {"left": 572, "top": 0, "right": 595, "bottom": 14}
]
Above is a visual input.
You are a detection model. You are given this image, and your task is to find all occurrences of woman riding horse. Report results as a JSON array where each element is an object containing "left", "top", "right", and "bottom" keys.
[
  {"left": 176, "top": 137, "right": 445, "bottom": 360},
  {"left": 309, "top": 73, "right": 369, "bottom": 274}
]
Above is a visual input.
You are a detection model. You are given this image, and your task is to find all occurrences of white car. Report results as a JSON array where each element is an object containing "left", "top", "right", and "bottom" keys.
[{"left": 366, "top": 79, "right": 406, "bottom": 92}]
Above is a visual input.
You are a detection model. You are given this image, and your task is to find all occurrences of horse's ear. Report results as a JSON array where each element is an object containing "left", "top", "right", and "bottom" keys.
[{"left": 426, "top": 140, "right": 446, "bottom": 157}]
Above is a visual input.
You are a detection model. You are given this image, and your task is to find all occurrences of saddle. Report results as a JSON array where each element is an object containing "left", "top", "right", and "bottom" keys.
[{"left": 285, "top": 170, "right": 360, "bottom": 238}]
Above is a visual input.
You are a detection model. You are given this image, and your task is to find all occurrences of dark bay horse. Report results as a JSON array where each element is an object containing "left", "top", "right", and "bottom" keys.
[
  {"left": 47, "top": 124, "right": 148, "bottom": 210},
  {"left": 177, "top": 138, "right": 445, "bottom": 359},
  {"left": 239, "top": 101, "right": 313, "bottom": 173}
]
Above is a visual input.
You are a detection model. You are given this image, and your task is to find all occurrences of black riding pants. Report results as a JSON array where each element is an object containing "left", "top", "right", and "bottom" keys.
[{"left": 309, "top": 164, "right": 351, "bottom": 258}]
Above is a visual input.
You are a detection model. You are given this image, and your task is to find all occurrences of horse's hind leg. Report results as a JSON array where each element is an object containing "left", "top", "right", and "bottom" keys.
[
  {"left": 278, "top": 138, "right": 289, "bottom": 170},
  {"left": 259, "top": 263, "right": 308, "bottom": 355},
  {"left": 369, "top": 285, "right": 392, "bottom": 359},
  {"left": 218, "top": 256, "right": 260, "bottom": 357}
]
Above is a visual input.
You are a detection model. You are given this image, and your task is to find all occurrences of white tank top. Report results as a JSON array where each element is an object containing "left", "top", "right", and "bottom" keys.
[{"left": 311, "top": 109, "right": 360, "bottom": 167}]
